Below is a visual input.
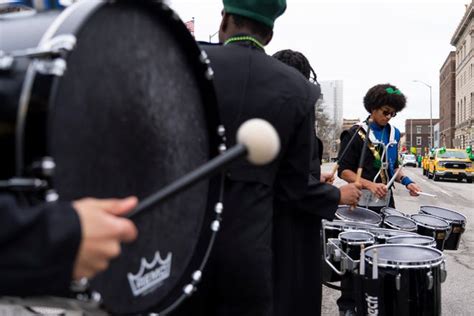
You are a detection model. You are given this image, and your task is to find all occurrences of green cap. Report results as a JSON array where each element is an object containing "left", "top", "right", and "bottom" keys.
[{"left": 223, "top": 0, "right": 287, "bottom": 28}]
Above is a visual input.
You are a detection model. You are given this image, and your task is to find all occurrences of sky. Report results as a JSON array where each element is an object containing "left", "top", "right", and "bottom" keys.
[{"left": 168, "top": 0, "right": 470, "bottom": 132}]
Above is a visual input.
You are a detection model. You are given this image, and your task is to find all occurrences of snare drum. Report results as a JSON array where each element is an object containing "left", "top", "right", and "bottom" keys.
[
  {"left": 411, "top": 214, "right": 450, "bottom": 251},
  {"left": 382, "top": 215, "right": 417, "bottom": 232},
  {"left": 361, "top": 244, "right": 446, "bottom": 316},
  {"left": 420, "top": 206, "right": 467, "bottom": 250},
  {"left": 0, "top": 2, "right": 222, "bottom": 314},
  {"left": 381, "top": 206, "right": 406, "bottom": 218},
  {"left": 335, "top": 205, "right": 382, "bottom": 226},
  {"left": 339, "top": 231, "right": 375, "bottom": 260},
  {"left": 386, "top": 235, "right": 437, "bottom": 248}
]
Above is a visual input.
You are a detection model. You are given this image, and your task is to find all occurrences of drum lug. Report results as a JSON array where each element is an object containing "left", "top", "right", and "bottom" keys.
[
  {"left": 0, "top": 50, "right": 14, "bottom": 71},
  {"left": 426, "top": 271, "right": 434, "bottom": 290},
  {"left": 34, "top": 58, "right": 67, "bottom": 76},
  {"left": 395, "top": 273, "right": 401, "bottom": 291},
  {"left": 30, "top": 157, "right": 56, "bottom": 177},
  {"left": 441, "top": 262, "right": 448, "bottom": 283}
]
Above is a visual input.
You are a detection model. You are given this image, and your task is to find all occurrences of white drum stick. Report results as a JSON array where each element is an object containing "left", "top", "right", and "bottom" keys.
[
  {"left": 416, "top": 191, "right": 437, "bottom": 198},
  {"left": 386, "top": 166, "right": 403, "bottom": 189}
]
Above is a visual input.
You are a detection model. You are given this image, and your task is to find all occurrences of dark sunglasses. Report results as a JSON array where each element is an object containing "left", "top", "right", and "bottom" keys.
[{"left": 381, "top": 109, "right": 397, "bottom": 118}]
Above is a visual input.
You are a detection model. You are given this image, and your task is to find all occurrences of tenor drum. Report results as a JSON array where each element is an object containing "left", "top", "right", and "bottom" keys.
[
  {"left": 0, "top": 1, "right": 222, "bottom": 314},
  {"left": 361, "top": 244, "right": 446, "bottom": 316},
  {"left": 411, "top": 214, "right": 450, "bottom": 251},
  {"left": 420, "top": 206, "right": 466, "bottom": 250},
  {"left": 335, "top": 205, "right": 382, "bottom": 226},
  {"left": 338, "top": 230, "right": 375, "bottom": 260},
  {"left": 382, "top": 215, "right": 417, "bottom": 232}
]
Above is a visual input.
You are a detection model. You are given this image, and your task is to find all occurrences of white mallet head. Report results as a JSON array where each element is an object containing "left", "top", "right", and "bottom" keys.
[{"left": 236, "top": 118, "right": 280, "bottom": 165}]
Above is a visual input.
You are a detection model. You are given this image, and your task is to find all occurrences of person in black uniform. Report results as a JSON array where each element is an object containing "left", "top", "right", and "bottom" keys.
[
  {"left": 0, "top": 194, "right": 138, "bottom": 296},
  {"left": 272, "top": 49, "right": 361, "bottom": 316},
  {"left": 174, "top": 2, "right": 361, "bottom": 315}
]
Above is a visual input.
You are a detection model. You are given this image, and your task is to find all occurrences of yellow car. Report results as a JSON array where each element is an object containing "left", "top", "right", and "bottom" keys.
[
  {"left": 427, "top": 148, "right": 473, "bottom": 183},
  {"left": 422, "top": 154, "right": 431, "bottom": 176}
]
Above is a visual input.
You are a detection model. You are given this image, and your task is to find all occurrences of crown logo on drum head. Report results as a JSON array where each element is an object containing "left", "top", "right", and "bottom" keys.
[{"left": 127, "top": 251, "right": 172, "bottom": 297}]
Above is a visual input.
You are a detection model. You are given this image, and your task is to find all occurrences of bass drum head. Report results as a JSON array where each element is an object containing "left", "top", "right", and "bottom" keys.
[
  {"left": 49, "top": 3, "right": 219, "bottom": 314},
  {"left": 336, "top": 205, "right": 382, "bottom": 225}
]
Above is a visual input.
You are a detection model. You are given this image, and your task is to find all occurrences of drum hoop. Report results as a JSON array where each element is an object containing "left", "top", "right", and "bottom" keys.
[
  {"left": 339, "top": 230, "right": 375, "bottom": 244},
  {"left": 419, "top": 206, "right": 466, "bottom": 225},
  {"left": 386, "top": 235, "right": 437, "bottom": 247},
  {"left": 364, "top": 244, "right": 444, "bottom": 268},
  {"left": 335, "top": 213, "right": 382, "bottom": 225},
  {"left": 412, "top": 215, "right": 450, "bottom": 230}
]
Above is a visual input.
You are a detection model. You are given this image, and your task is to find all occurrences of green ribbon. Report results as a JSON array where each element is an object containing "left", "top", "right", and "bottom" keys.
[
  {"left": 385, "top": 87, "right": 402, "bottom": 95},
  {"left": 224, "top": 36, "right": 265, "bottom": 50}
]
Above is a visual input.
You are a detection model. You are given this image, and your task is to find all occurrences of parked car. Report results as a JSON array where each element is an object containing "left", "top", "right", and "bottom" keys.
[
  {"left": 427, "top": 148, "right": 473, "bottom": 183},
  {"left": 402, "top": 154, "right": 417, "bottom": 167}
]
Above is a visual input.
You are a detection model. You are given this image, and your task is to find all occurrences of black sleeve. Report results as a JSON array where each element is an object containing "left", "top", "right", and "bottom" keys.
[
  {"left": 337, "top": 126, "right": 362, "bottom": 177},
  {"left": 0, "top": 194, "right": 81, "bottom": 296},
  {"left": 274, "top": 107, "right": 313, "bottom": 202},
  {"left": 296, "top": 180, "right": 341, "bottom": 220}
]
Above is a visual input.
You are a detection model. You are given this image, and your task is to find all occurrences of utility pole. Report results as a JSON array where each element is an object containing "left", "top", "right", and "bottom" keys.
[{"left": 413, "top": 80, "right": 433, "bottom": 148}]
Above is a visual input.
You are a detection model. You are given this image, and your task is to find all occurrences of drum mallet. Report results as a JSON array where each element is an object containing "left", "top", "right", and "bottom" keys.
[{"left": 126, "top": 119, "right": 280, "bottom": 218}]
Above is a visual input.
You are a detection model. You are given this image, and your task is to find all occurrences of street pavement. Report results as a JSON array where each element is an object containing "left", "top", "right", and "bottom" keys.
[{"left": 320, "top": 163, "right": 474, "bottom": 316}]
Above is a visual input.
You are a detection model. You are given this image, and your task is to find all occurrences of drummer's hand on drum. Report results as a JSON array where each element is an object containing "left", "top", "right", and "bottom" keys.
[
  {"left": 72, "top": 197, "right": 138, "bottom": 280},
  {"left": 407, "top": 183, "right": 421, "bottom": 197},
  {"left": 367, "top": 182, "right": 388, "bottom": 199},
  {"left": 339, "top": 183, "right": 362, "bottom": 205}
]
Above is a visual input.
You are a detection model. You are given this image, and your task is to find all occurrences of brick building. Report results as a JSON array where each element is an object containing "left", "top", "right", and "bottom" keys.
[
  {"left": 405, "top": 119, "right": 440, "bottom": 154},
  {"left": 439, "top": 51, "right": 457, "bottom": 148}
]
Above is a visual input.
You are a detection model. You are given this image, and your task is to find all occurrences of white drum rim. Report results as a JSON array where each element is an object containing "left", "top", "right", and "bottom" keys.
[{"left": 364, "top": 244, "right": 444, "bottom": 268}]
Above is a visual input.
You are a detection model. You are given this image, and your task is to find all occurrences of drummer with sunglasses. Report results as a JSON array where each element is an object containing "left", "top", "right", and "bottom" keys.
[
  {"left": 336, "top": 84, "right": 422, "bottom": 316},
  {"left": 337, "top": 84, "right": 422, "bottom": 214}
]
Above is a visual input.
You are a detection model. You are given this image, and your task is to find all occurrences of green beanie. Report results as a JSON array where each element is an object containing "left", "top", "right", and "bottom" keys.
[{"left": 223, "top": 0, "right": 287, "bottom": 28}]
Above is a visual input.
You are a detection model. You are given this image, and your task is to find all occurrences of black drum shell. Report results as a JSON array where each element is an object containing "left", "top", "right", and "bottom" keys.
[
  {"left": 411, "top": 214, "right": 450, "bottom": 251},
  {"left": 419, "top": 206, "right": 466, "bottom": 250},
  {"left": 361, "top": 264, "right": 442, "bottom": 316},
  {"left": 361, "top": 245, "right": 444, "bottom": 316}
]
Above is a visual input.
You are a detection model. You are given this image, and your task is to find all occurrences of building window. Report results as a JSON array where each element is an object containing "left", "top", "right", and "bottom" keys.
[
  {"left": 416, "top": 137, "right": 422, "bottom": 146},
  {"left": 416, "top": 126, "right": 422, "bottom": 134}
]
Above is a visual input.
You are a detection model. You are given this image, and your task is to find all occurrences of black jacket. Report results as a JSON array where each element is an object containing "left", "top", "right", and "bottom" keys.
[
  {"left": 0, "top": 194, "right": 81, "bottom": 296},
  {"left": 176, "top": 41, "right": 320, "bottom": 316}
]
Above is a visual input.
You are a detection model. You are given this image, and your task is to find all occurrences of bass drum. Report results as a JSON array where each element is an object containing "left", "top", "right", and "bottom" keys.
[{"left": 0, "top": 1, "right": 222, "bottom": 314}]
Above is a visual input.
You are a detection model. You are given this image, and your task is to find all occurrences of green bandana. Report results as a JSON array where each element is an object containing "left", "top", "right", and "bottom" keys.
[{"left": 385, "top": 87, "right": 402, "bottom": 95}]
